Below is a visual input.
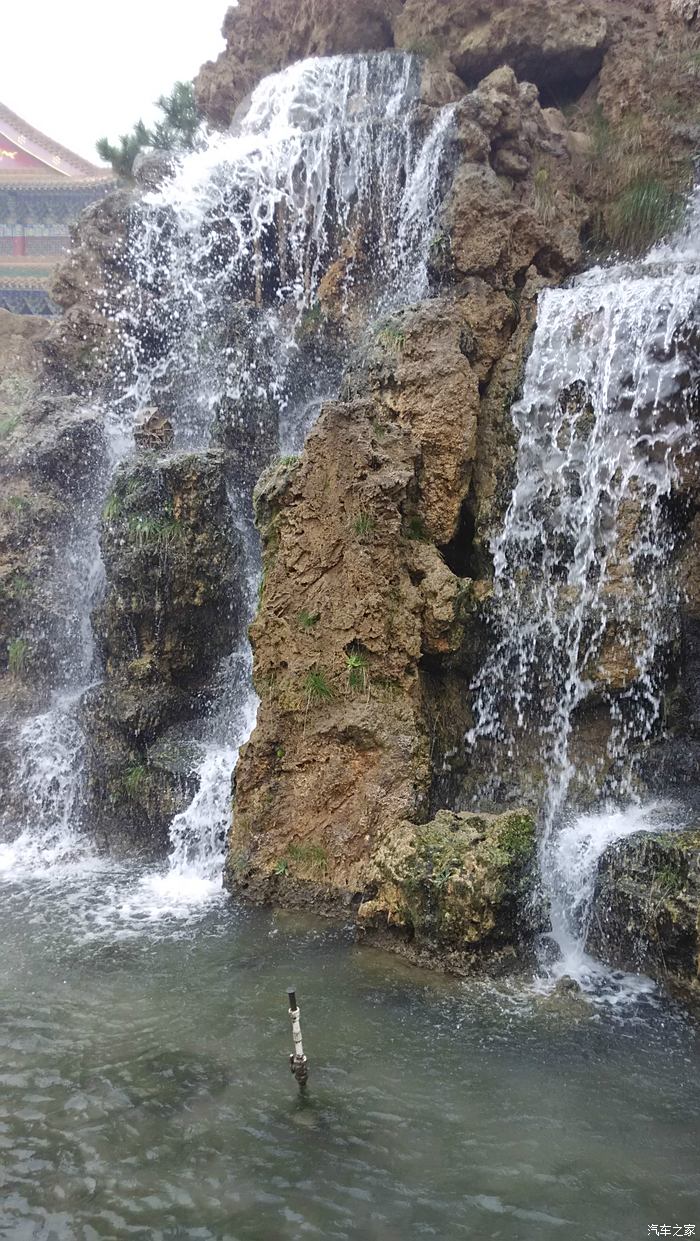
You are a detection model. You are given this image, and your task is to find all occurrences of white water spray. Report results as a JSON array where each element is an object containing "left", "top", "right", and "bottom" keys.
[
  {"left": 468, "top": 190, "right": 700, "bottom": 996},
  {"left": 110, "top": 52, "right": 457, "bottom": 906},
  {"left": 1, "top": 53, "right": 457, "bottom": 924}
]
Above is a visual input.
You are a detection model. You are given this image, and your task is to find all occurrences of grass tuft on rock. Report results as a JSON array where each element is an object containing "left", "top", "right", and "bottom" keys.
[
  {"left": 7, "top": 636, "right": 29, "bottom": 678},
  {"left": 303, "top": 667, "right": 334, "bottom": 704},
  {"left": 297, "top": 609, "right": 320, "bottom": 630},
  {"left": 606, "top": 178, "right": 684, "bottom": 255},
  {"left": 352, "top": 511, "right": 376, "bottom": 540},
  {"left": 346, "top": 648, "right": 369, "bottom": 693}
]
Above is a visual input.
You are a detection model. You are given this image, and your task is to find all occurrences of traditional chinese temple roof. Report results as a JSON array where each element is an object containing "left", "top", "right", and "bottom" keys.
[
  {"left": 0, "top": 100, "right": 112, "bottom": 182},
  {"left": 0, "top": 103, "right": 115, "bottom": 313}
]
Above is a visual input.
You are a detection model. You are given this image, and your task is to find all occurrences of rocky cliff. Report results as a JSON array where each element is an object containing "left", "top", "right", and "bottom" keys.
[
  {"left": 2, "top": 0, "right": 700, "bottom": 980},
  {"left": 219, "top": 3, "right": 700, "bottom": 974}
]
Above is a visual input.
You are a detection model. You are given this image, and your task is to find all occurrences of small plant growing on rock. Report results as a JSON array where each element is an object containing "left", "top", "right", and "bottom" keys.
[
  {"left": 7, "top": 637, "right": 28, "bottom": 678},
  {"left": 288, "top": 842, "right": 328, "bottom": 875},
  {"left": 297, "top": 301, "right": 324, "bottom": 342},
  {"left": 352, "top": 511, "right": 375, "bottom": 539},
  {"left": 606, "top": 179, "right": 683, "bottom": 255},
  {"left": 375, "top": 323, "right": 405, "bottom": 354},
  {"left": 102, "top": 492, "right": 122, "bottom": 523},
  {"left": 532, "top": 166, "right": 557, "bottom": 226},
  {"left": 405, "top": 515, "right": 429, "bottom": 541},
  {"left": 127, "top": 514, "right": 182, "bottom": 549},
  {"left": 297, "top": 609, "right": 320, "bottom": 630},
  {"left": 303, "top": 668, "right": 334, "bottom": 704},
  {"left": 1, "top": 573, "right": 31, "bottom": 601},
  {"left": 497, "top": 813, "right": 535, "bottom": 861},
  {"left": 653, "top": 864, "right": 683, "bottom": 894},
  {"left": 0, "top": 414, "right": 20, "bottom": 440},
  {"left": 346, "top": 648, "right": 369, "bottom": 694},
  {"left": 3, "top": 495, "right": 32, "bottom": 516},
  {"left": 122, "top": 762, "right": 148, "bottom": 800}
]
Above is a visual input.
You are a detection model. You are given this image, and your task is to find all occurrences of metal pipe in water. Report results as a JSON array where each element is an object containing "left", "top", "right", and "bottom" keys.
[{"left": 287, "top": 988, "right": 309, "bottom": 1090}]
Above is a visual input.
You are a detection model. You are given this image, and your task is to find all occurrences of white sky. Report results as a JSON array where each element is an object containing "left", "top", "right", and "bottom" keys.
[{"left": 2, "top": 1, "right": 230, "bottom": 166}]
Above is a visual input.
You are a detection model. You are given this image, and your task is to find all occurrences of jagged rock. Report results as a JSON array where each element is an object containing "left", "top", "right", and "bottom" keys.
[
  {"left": 397, "top": 0, "right": 608, "bottom": 99},
  {"left": 419, "top": 65, "right": 466, "bottom": 108},
  {"left": 132, "top": 150, "right": 176, "bottom": 190},
  {"left": 230, "top": 290, "right": 527, "bottom": 910},
  {"left": 196, "top": 0, "right": 608, "bottom": 130},
  {"left": 46, "top": 189, "right": 132, "bottom": 392},
  {"left": 442, "top": 69, "right": 583, "bottom": 284},
  {"left": 85, "top": 450, "right": 241, "bottom": 847},
  {"left": 587, "top": 830, "right": 700, "bottom": 997},
  {"left": 0, "top": 394, "right": 103, "bottom": 704},
  {"left": 196, "top": 0, "right": 399, "bottom": 127},
  {"left": 357, "top": 809, "right": 539, "bottom": 969}
]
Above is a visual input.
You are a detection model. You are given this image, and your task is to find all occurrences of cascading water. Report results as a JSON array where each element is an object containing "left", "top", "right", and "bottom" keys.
[
  {"left": 467, "top": 190, "right": 700, "bottom": 997},
  {"left": 105, "top": 51, "right": 457, "bottom": 906},
  {"left": 1, "top": 52, "right": 457, "bottom": 920},
  {"left": 0, "top": 407, "right": 129, "bottom": 876}
]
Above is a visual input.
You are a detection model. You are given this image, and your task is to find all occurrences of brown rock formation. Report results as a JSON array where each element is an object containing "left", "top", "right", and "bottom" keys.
[
  {"left": 196, "top": 0, "right": 400, "bottom": 127},
  {"left": 230, "top": 279, "right": 541, "bottom": 918},
  {"left": 197, "top": 0, "right": 611, "bottom": 127}
]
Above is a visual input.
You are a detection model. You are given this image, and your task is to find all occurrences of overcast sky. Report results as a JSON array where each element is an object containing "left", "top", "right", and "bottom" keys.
[{"left": 3, "top": 1, "right": 230, "bottom": 165}]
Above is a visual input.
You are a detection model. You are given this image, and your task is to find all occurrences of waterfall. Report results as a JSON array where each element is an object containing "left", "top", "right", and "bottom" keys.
[
  {"left": 467, "top": 191, "right": 700, "bottom": 995},
  {"left": 2, "top": 53, "right": 456, "bottom": 911},
  {"left": 109, "top": 51, "right": 457, "bottom": 900},
  {"left": 0, "top": 405, "right": 130, "bottom": 875}
]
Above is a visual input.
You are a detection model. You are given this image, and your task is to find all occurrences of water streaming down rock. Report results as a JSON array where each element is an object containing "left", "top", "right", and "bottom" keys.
[
  {"left": 117, "top": 52, "right": 457, "bottom": 896},
  {"left": 466, "top": 190, "right": 700, "bottom": 994},
  {"left": 0, "top": 404, "right": 129, "bottom": 874},
  {"left": 118, "top": 53, "right": 454, "bottom": 443},
  {"left": 3, "top": 53, "right": 457, "bottom": 906}
]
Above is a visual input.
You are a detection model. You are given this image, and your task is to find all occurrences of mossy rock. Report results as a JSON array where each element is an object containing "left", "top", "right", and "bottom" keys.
[
  {"left": 588, "top": 828, "right": 700, "bottom": 994},
  {"left": 363, "top": 809, "right": 538, "bottom": 953}
]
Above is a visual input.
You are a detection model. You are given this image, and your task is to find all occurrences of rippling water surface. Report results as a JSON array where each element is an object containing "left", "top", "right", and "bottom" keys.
[{"left": 1, "top": 861, "right": 699, "bottom": 1241}]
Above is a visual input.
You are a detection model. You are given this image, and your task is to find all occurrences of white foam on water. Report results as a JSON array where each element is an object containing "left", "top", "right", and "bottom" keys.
[{"left": 534, "top": 801, "right": 685, "bottom": 1005}]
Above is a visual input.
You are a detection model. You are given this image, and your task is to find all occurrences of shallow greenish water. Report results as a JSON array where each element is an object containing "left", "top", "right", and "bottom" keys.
[{"left": 0, "top": 860, "right": 699, "bottom": 1241}]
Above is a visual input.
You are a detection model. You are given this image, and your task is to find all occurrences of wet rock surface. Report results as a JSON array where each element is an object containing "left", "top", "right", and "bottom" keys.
[
  {"left": 46, "top": 190, "right": 132, "bottom": 395},
  {"left": 357, "top": 808, "right": 539, "bottom": 971},
  {"left": 84, "top": 450, "right": 240, "bottom": 851},
  {"left": 0, "top": 389, "right": 103, "bottom": 708},
  {"left": 3, "top": 0, "right": 700, "bottom": 985},
  {"left": 588, "top": 830, "right": 700, "bottom": 997},
  {"left": 197, "top": 0, "right": 609, "bottom": 125}
]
